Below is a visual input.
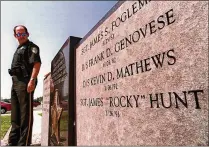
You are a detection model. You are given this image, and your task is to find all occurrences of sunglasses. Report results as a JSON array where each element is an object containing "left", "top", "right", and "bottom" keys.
[{"left": 16, "top": 33, "right": 28, "bottom": 37}]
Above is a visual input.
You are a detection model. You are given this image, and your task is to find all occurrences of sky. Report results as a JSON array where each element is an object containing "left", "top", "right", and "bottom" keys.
[{"left": 1, "top": 1, "right": 117, "bottom": 99}]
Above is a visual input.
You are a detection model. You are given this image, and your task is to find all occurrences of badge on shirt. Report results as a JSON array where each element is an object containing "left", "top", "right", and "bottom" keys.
[
  {"left": 32, "top": 47, "right": 38, "bottom": 54},
  {"left": 17, "top": 46, "right": 26, "bottom": 54},
  {"left": 20, "top": 46, "right": 26, "bottom": 50}
]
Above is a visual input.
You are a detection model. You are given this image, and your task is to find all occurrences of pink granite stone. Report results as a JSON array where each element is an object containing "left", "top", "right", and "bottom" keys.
[
  {"left": 41, "top": 73, "right": 51, "bottom": 146},
  {"left": 76, "top": 1, "right": 208, "bottom": 146}
]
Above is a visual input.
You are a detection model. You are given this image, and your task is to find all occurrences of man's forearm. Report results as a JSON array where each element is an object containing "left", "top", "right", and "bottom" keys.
[{"left": 30, "top": 62, "right": 41, "bottom": 80}]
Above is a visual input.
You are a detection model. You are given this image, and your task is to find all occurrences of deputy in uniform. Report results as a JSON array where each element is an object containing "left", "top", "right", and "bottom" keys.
[{"left": 7, "top": 25, "right": 41, "bottom": 146}]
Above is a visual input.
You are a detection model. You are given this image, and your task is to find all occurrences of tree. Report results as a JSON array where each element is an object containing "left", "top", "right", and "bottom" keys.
[{"left": 35, "top": 96, "right": 43, "bottom": 103}]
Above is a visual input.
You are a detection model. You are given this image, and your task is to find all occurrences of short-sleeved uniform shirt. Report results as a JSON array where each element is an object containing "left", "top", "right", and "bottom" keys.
[{"left": 11, "top": 40, "right": 41, "bottom": 76}]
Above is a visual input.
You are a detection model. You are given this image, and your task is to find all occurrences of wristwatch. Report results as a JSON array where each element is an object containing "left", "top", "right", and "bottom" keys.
[{"left": 30, "top": 78, "right": 35, "bottom": 81}]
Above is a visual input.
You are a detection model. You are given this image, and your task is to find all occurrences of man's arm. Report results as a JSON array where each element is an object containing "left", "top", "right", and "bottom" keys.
[
  {"left": 30, "top": 62, "right": 41, "bottom": 80},
  {"left": 27, "top": 62, "right": 41, "bottom": 93}
]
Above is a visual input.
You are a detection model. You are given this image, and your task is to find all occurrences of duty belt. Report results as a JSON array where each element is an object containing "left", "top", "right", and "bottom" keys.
[{"left": 8, "top": 67, "right": 22, "bottom": 76}]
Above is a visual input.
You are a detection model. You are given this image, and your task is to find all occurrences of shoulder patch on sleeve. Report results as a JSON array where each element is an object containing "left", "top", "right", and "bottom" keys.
[{"left": 32, "top": 47, "right": 38, "bottom": 54}]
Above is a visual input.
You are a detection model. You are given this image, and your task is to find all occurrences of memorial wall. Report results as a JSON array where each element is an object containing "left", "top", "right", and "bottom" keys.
[
  {"left": 75, "top": 1, "right": 208, "bottom": 145},
  {"left": 49, "top": 36, "right": 81, "bottom": 146},
  {"left": 50, "top": 38, "right": 70, "bottom": 146},
  {"left": 41, "top": 73, "right": 51, "bottom": 146}
]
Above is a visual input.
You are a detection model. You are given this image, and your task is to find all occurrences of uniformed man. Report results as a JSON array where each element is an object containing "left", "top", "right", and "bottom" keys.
[{"left": 7, "top": 25, "right": 41, "bottom": 146}]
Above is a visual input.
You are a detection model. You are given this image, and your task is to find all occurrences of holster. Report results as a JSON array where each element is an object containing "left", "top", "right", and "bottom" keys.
[
  {"left": 8, "top": 66, "right": 29, "bottom": 78},
  {"left": 8, "top": 68, "right": 21, "bottom": 76}
]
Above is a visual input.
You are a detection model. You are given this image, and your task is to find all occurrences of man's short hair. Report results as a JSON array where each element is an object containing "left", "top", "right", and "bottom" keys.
[{"left": 13, "top": 25, "right": 28, "bottom": 34}]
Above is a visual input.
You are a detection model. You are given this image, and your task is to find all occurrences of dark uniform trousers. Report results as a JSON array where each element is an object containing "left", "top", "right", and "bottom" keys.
[{"left": 9, "top": 76, "right": 36, "bottom": 146}]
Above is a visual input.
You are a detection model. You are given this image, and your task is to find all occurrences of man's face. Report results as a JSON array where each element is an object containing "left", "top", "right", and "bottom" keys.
[{"left": 14, "top": 26, "right": 29, "bottom": 44}]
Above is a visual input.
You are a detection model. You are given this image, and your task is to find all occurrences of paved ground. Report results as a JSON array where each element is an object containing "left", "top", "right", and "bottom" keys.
[{"left": 1, "top": 105, "right": 42, "bottom": 146}]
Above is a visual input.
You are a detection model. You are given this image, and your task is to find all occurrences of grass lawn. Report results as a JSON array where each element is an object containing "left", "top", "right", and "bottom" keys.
[
  {"left": 60, "top": 111, "right": 68, "bottom": 131},
  {"left": 1, "top": 115, "right": 11, "bottom": 139}
]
